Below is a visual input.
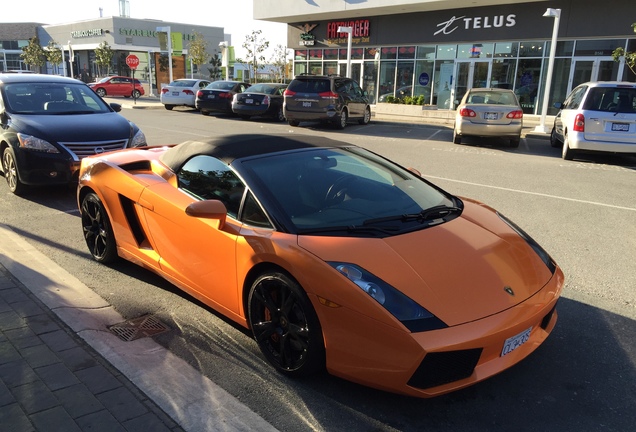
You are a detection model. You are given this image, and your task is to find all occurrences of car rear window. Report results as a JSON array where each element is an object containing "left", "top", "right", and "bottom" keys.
[
  {"left": 171, "top": 80, "right": 197, "bottom": 87},
  {"left": 287, "top": 79, "right": 331, "bottom": 94},
  {"left": 583, "top": 87, "right": 636, "bottom": 113},
  {"left": 468, "top": 91, "right": 517, "bottom": 105}
]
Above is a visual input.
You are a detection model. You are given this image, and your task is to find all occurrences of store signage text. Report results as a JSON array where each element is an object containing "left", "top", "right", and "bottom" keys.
[
  {"left": 119, "top": 28, "right": 195, "bottom": 40},
  {"left": 327, "top": 19, "right": 370, "bottom": 39},
  {"left": 434, "top": 14, "right": 516, "bottom": 36},
  {"left": 70, "top": 29, "right": 103, "bottom": 38}
]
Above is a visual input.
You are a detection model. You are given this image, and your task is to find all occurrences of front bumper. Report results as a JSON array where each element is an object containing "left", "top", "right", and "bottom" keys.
[{"left": 13, "top": 147, "right": 78, "bottom": 185}]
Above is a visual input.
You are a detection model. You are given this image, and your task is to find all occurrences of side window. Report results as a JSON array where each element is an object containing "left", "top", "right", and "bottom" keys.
[
  {"left": 241, "top": 191, "right": 272, "bottom": 228},
  {"left": 564, "top": 87, "right": 586, "bottom": 109},
  {"left": 177, "top": 155, "right": 246, "bottom": 219},
  {"left": 351, "top": 80, "right": 363, "bottom": 96}
]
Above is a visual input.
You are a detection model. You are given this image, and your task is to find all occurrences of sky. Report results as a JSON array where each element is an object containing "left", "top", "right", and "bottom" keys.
[{"left": 3, "top": 0, "right": 288, "bottom": 58}]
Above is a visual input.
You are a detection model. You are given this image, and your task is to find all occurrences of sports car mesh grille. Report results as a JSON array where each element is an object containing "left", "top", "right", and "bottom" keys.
[
  {"left": 59, "top": 139, "right": 129, "bottom": 159},
  {"left": 407, "top": 348, "right": 483, "bottom": 390}
]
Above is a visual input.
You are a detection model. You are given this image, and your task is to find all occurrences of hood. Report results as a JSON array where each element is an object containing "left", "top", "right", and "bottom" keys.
[
  {"left": 10, "top": 112, "right": 133, "bottom": 143},
  {"left": 297, "top": 202, "right": 554, "bottom": 326}
]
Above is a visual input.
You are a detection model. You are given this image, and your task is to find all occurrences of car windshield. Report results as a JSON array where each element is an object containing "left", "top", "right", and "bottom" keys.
[
  {"left": 287, "top": 79, "right": 330, "bottom": 94},
  {"left": 467, "top": 91, "right": 517, "bottom": 105},
  {"left": 583, "top": 87, "right": 636, "bottom": 113},
  {"left": 207, "top": 81, "right": 237, "bottom": 90},
  {"left": 3, "top": 82, "right": 112, "bottom": 115},
  {"left": 242, "top": 147, "right": 457, "bottom": 235}
]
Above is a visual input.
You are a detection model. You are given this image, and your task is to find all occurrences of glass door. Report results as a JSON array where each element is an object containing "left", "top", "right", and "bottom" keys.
[
  {"left": 569, "top": 58, "right": 619, "bottom": 91},
  {"left": 451, "top": 59, "right": 492, "bottom": 109}
]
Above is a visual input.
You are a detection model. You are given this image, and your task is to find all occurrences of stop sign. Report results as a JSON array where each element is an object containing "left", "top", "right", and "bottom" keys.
[{"left": 125, "top": 54, "right": 140, "bottom": 69}]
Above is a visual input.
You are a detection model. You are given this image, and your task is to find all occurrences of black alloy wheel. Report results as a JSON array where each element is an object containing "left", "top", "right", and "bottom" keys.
[
  {"left": 248, "top": 272, "right": 325, "bottom": 377},
  {"left": 81, "top": 193, "right": 118, "bottom": 263},
  {"left": 2, "top": 147, "right": 27, "bottom": 195}
]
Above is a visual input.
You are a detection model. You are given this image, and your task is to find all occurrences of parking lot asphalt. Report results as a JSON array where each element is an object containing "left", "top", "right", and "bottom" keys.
[{"left": 0, "top": 96, "right": 553, "bottom": 431}]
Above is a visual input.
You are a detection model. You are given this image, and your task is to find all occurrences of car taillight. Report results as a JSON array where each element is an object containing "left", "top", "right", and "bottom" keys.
[
  {"left": 220, "top": 92, "right": 232, "bottom": 99},
  {"left": 506, "top": 110, "right": 523, "bottom": 119},
  {"left": 319, "top": 91, "right": 338, "bottom": 99},
  {"left": 459, "top": 108, "right": 476, "bottom": 117},
  {"left": 573, "top": 113, "right": 585, "bottom": 132},
  {"left": 161, "top": 88, "right": 168, "bottom": 94},
  {"left": 283, "top": 89, "right": 296, "bottom": 96},
  {"left": 263, "top": 95, "right": 270, "bottom": 105},
  {"left": 183, "top": 90, "right": 194, "bottom": 95},
  {"left": 196, "top": 90, "right": 204, "bottom": 97}
]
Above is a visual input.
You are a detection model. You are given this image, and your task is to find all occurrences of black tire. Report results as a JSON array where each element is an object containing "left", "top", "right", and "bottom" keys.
[
  {"left": 164, "top": 104, "right": 174, "bottom": 110},
  {"left": 201, "top": 110, "right": 210, "bottom": 116},
  {"left": 248, "top": 271, "right": 325, "bottom": 377},
  {"left": 2, "top": 147, "right": 27, "bottom": 195},
  {"left": 358, "top": 106, "right": 371, "bottom": 125},
  {"left": 132, "top": 90, "right": 141, "bottom": 99},
  {"left": 288, "top": 119, "right": 300, "bottom": 127},
  {"left": 81, "top": 192, "right": 118, "bottom": 263},
  {"left": 509, "top": 137, "right": 520, "bottom": 148},
  {"left": 452, "top": 127, "right": 461, "bottom": 144},
  {"left": 96, "top": 88, "right": 106, "bottom": 98},
  {"left": 335, "top": 109, "right": 348, "bottom": 129},
  {"left": 550, "top": 127, "right": 561, "bottom": 148},
  {"left": 562, "top": 132, "right": 575, "bottom": 160},
  {"left": 275, "top": 107, "right": 285, "bottom": 122},
  {"left": 240, "top": 115, "right": 251, "bottom": 120}
]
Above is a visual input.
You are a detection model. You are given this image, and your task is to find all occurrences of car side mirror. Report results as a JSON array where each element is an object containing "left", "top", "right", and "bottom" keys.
[
  {"left": 185, "top": 199, "right": 227, "bottom": 230},
  {"left": 0, "top": 110, "right": 8, "bottom": 125},
  {"left": 110, "top": 103, "right": 122, "bottom": 112}
]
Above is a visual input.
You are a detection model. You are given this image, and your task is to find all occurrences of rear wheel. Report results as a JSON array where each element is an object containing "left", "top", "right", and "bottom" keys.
[
  {"left": 201, "top": 110, "right": 210, "bottom": 116},
  {"left": 452, "top": 127, "right": 462, "bottom": 144},
  {"left": 550, "top": 127, "right": 561, "bottom": 148},
  {"left": 509, "top": 137, "right": 520, "bottom": 148},
  {"left": 562, "top": 132, "right": 575, "bottom": 160},
  {"left": 2, "top": 147, "right": 27, "bottom": 195},
  {"left": 96, "top": 88, "right": 106, "bottom": 98},
  {"left": 275, "top": 107, "right": 285, "bottom": 122},
  {"left": 164, "top": 104, "right": 174, "bottom": 110},
  {"left": 335, "top": 109, "right": 348, "bottom": 129},
  {"left": 132, "top": 90, "right": 141, "bottom": 99},
  {"left": 81, "top": 193, "right": 118, "bottom": 263},
  {"left": 358, "top": 106, "right": 371, "bottom": 125},
  {"left": 288, "top": 119, "right": 300, "bottom": 127},
  {"left": 240, "top": 115, "right": 251, "bottom": 120},
  {"left": 248, "top": 271, "right": 325, "bottom": 377}
]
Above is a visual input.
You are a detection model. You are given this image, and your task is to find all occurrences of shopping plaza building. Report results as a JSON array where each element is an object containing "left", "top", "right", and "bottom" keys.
[{"left": 256, "top": 0, "right": 636, "bottom": 114}]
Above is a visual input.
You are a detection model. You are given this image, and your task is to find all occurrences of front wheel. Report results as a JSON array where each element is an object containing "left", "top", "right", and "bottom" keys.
[
  {"left": 2, "top": 147, "right": 27, "bottom": 195},
  {"left": 164, "top": 104, "right": 174, "bottom": 110},
  {"left": 132, "top": 90, "right": 141, "bottom": 99},
  {"left": 248, "top": 271, "right": 325, "bottom": 377},
  {"left": 81, "top": 193, "right": 118, "bottom": 263}
]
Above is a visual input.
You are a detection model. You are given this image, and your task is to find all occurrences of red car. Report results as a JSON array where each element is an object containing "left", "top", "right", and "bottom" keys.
[{"left": 89, "top": 76, "right": 144, "bottom": 98}]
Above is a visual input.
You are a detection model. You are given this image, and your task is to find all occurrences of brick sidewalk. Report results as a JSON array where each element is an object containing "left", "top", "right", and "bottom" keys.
[{"left": 0, "top": 264, "right": 184, "bottom": 432}]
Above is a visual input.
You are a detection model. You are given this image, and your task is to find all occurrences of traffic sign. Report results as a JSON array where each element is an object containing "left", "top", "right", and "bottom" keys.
[{"left": 126, "top": 54, "right": 140, "bottom": 69}]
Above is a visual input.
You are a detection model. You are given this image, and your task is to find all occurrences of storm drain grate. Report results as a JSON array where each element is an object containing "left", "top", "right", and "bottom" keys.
[{"left": 108, "top": 314, "right": 170, "bottom": 342}]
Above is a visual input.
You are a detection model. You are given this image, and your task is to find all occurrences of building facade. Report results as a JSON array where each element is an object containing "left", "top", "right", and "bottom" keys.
[
  {"left": 256, "top": 0, "right": 636, "bottom": 113},
  {"left": 1, "top": 17, "right": 226, "bottom": 92}
]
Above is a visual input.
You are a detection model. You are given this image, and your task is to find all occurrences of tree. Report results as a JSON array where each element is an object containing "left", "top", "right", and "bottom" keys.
[
  {"left": 95, "top": 41, "right": 114, "bottom": 77},
  {"left": 612, "top": 22, "right": 636, "bottom": 77},
  {"left": 20, "top": 37, "right": 46, "bottom": 72},
  {"left": 188, "top": 31, "right": 209, "bottom": 77},
  {"left": 45, "top": 40, "right": 63, "bottom": 74},
  {"left": 269, "top": 44, "right": 288, "bottom": 83},
  {"left": 207, "top": 53, "right": 222, "bottom": 80},
  {"left": 237, "top": 30, "right": 269, "bottom": 83}
]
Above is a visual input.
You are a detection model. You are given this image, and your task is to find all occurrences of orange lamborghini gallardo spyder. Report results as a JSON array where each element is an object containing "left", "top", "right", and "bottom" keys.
[{"left": 77, "top": 134, "right": 563, "bottom": 397}]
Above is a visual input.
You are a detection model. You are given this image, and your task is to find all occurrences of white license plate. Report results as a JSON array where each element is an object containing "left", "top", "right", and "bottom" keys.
[
  {"left": 246, "top": 99, "right": 253, "bottom": 104},
  {"left": 501, "top": 327, "right": 532, "bottom": 356},
  {"left": 208, "top": 94, "right": 215, "bottom": 99},
  {"left": 611, "top": 123, "right": 629, "bottom": 132},
  {"left": 172, "top": 91, "right": 179, "bottom": 96},
  {"left": 302, "top": 101, "right": 312, "bottom": 107},
  {"left": 484, "top": 112, "right": 498, "bottom": 120}
]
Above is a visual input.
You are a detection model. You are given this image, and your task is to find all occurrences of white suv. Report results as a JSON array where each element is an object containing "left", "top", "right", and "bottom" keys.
[{"left": 550, "top": 81, "right": 636, "bottom": 160}]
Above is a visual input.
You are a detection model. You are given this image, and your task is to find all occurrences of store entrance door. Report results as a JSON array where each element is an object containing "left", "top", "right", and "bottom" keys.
[
  {"left": 451, "top": 59, "right": 492, "bottom": 109},
  {"left": 339, "top": 61, "right": 362, "bottom": 83},
  {"left": 570, "top": 58, "right": 618, "bottom": 90}
]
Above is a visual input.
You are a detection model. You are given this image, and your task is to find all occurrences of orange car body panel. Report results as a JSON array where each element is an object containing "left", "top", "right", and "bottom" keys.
[{"left": 78, "top": 146, "right": 563, "bottom": 397}]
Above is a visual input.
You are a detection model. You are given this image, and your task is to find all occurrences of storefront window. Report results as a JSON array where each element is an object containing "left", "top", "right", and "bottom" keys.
[
  {"left": 574, "top": 39, "right": 624, "bottom": 56},
  {"left": 324, "top": 61, "right": 338, "bottom": 76},
  {"left": 396, "top": 61, "right": 414, "bottom": 96},
  {"left": 363, "top": 61, "right": 379, "bottom": 104},
  {"left": 309, "top": 49, "right": 323, "bottom": 60},
  {"left": 494, "top": 42, "right": 518, "bottom": 58},
  {"left": 380, "top": 47, "right": 397, "bottom": 60},
  {"left": 364, "top": 47, "right": 381, "bottom": 60},
  {"left": 434, "top": 60, "right": 454, "bottom": 108},
  {"left": 491, "top": 59, "right": 516, "bottom": 89},
  {"left": 554, "top": 40, "right": 574, "bottom": 57},
  {"left": 518, "top": 41, "right": 545, "bottom": 57},
  {"left": 324, "top": 49, "right": 338, "bottom": 60},
  {"left": 294, "top": 50, "right": 307, "bottom": 61},
  {"left": 340, "top": 48, "right": 364, "bottom": 60},
  {"left": 416, "top": 45, "right": 436, "bottom": 60},
  {"left": 457, "top": 43, "right": 494, "bottom": 59},
  {"left": 294, "top": 62, "right": 307, "bottom": 76},
  {"left": 414, "top": 60, "right": 434, "bottom": 104},
  {"left": 515, "top": 58, "right": 542, "bottom": 114},
  {"left": 308, "top": 62, "right": 322, "bottom": 75},
  {"left": 436, "top": 44, "right": 456, "bottom": 60},
  {"left": 398, "top": 46, "right": 416, "bottom": 59},
  {"left": 379, "top": 61, "right": 396, "bottom": 100}
]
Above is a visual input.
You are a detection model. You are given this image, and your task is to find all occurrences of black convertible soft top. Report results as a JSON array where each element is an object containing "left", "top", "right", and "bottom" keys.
[{"left": 159, "top": 134, "right": 350, "bottom": 172}]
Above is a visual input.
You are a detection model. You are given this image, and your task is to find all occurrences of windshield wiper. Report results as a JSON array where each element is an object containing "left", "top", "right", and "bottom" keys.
[
  {"left": 362, "top": 205, "right": 462, "bottom": 226},
  {"left": 297, "top": 225, "right": 401, "bottom": 236}
]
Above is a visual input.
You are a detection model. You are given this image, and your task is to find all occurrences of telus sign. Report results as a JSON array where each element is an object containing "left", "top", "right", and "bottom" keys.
[{"left": 434, "top": 14, "right": 516, "bottom": 36}]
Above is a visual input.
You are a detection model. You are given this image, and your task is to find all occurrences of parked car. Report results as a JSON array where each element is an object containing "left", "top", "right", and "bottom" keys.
[
  {"left": 231, "top": 83, "right": 287, "bottom": 121},
  {"left": 77, "top": 133, "right": 562, "bottom": 398},
  {"left": 195, "top": 81, "right": 250, "bottom": 115},
  {"left": 550, "top": 81, "right": 636, "bottom": 160},
  {"left": 0, "top": 73, "right": 146, "bottom": 195},
  {"left": 453, "top": 88, "right": 523, "bottom": 147},
  {"left": 89, "top": 76, "right": 144, "bottom": 98},
  {"left": 161, "top": 78, "right": 211, "bottom": 110},
  {"left": 283, "top": 74, "right": 371, "bottom": 129}
]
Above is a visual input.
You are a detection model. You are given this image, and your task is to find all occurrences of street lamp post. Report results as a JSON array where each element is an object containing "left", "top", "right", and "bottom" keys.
[
  {"left": 337, "top": 26, "right": 353, "bottom": 78},
  {"left": 534, "top": 8, "right": 561, "bottom": 134},
  {"left": 219, "top": 41, "right": 229, "bottom": 80}
]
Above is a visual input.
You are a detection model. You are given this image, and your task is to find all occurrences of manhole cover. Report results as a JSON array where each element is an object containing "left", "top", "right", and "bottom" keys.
[{"left": 109, "top": 314, "right": 170, "bottom": 342}]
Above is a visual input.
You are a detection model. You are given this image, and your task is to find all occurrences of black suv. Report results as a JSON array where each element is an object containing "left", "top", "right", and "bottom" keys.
[{"left": 283, "top": 75, "right": 371, "bottom": 129}]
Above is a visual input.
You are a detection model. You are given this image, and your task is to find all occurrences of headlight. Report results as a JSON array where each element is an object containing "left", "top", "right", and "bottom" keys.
[
  {"left": 129, "top": 127, "right": 147, "bottom": 147},
  {"left": 329, "top": 262, "right": 447, "bottom": 332},
  {"left": 497, "top": 212, "right": 556, "bottom": 273},
  {"left": 17, "top": 133, "right": 60, "bottom": 153}
]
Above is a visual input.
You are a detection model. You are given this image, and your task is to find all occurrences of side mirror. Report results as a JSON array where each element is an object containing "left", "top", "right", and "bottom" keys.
[
  {"left": 185, "top": 199, "right": 227, "bottom": 230},
  {"left": 0, "top": 110, "right": 8, "bottom": 125},
  {"left": 110, "top": 103, "right": 122, "bottom": 112}
]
